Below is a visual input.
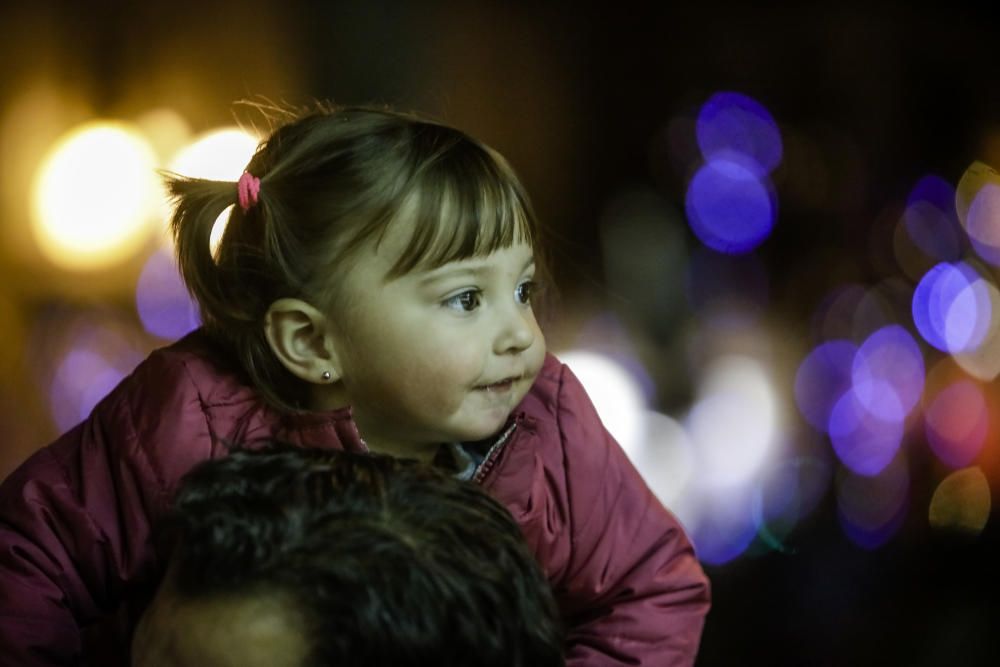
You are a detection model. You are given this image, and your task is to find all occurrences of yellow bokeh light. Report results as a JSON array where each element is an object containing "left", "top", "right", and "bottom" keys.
[
  {"left": 31, "top": 121, "right": 160, "bottom": 270},
  {"left": 165, "top": 127, "right": 260, "bottom": 251},
  {"left": 928, "top": 467, "right": 991, "bottom": 535},
  {"left": 168, "top": 127, "right": 259, "bottom": 181}
]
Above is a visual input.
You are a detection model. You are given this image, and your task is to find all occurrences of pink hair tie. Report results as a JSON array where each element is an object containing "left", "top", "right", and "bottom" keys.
[{"left": 237, "top": 171, "right": 261, "bottom": 212}]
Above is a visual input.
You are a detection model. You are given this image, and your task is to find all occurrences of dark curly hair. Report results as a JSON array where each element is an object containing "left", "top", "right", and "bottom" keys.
[{"left": 146, "top": 445, "right": 565, "bottom": 667}]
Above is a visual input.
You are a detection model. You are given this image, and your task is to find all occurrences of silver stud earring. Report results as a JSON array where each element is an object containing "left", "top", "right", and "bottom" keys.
[{"left": 321, "top": 370, "right": 332, "bottom": 382}]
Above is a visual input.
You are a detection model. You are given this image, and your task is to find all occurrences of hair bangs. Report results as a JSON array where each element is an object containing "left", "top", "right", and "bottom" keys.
[{"left": 387, "top": 141, "right": 536, "bottom": 277}]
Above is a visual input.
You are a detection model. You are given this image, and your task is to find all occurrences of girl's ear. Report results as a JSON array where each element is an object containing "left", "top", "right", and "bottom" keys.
[{"left": 264, "top": 298, "right": 343, "bottom": 384}]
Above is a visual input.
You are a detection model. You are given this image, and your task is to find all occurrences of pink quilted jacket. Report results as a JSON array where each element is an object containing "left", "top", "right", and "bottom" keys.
[{"left": 0, "top": 331, "right": 709, "bottom": 666}]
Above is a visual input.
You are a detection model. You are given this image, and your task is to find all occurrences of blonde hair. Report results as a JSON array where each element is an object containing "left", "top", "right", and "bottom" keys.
[{"left": 165, "top": 104, "right": 542, "bottom": 412}]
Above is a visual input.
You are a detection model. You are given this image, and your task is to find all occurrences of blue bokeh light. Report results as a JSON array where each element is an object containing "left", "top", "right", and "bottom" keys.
[
  {"left": 696, "top": 91, "right": 782, "bottom": 174},
  {"left": 690, "top": 494, "right": 758, "bottom": 566},
  {"left": 685, "top": 157, "right": 777, "bottom": 254},
  {"left": 912, "top": 262, "right": 991, "bottom": 354},
  {"left": 136, "top": 248, "right": 201, "bottom": 341},
  {"left": 828, "top": 387, "right": 904, "bottom": 476}
]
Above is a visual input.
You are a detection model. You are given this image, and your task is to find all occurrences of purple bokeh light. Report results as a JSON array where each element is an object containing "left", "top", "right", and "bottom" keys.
[
  {"left": 685, "top": 157, "right": 777, "bottom": 255},
  {"left": 696, "top": 91, "right": 783, "bottom": 174},
  {"left": 912, "top": 262, "right": 991, "bottom": 354},
  {"left": 851, "top": 325, "right": 924, "bottom": 420},
  {"left": 690, "top": 494, "right": 758, "bottom": 566},
  {"left": 828, "top": 387, "right": 904, "bottom": 476},
  {"left": 136, "top": 249, "right": 201, "bottom": 341},
  {"left": 925, "top": 380, "right": 988, "bottom": 469},
  {"left": 794, "top": 340, "right": 857, "bottom": 431},
  {"left": 49, "top": 349, "right": 127, "bottom": 432},
  {"left": 903, "top": 175, "right": 963, "bottom": 262}
]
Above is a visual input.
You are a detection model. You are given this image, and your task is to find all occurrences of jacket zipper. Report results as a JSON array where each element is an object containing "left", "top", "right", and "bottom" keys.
[{"left": 472, "top": 420, "right": 518, "bottom": 484}]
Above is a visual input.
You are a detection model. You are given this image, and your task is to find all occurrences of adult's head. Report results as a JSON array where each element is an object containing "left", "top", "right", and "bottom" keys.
[{"left": 131, "top": 445, "right": 565, "bottom": 667}]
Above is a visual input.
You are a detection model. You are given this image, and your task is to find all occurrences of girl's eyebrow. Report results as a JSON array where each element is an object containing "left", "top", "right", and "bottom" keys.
[{"left": 417, "top": 256, "right": 535, "bottom": 286}]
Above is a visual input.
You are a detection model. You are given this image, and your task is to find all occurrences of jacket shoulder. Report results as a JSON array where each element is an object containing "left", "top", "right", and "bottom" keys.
[
  {"left": 519, "top": 353, "right": 566, "bottom": 419},
  {"left": 132, "top": 330, "right": 257, "bottom": 408},
  {"left": 94, "top": 330, "right": 268, "bottom": 491},
  {"left": 520, "top": 352, "right": 598, "bottom": 428}
]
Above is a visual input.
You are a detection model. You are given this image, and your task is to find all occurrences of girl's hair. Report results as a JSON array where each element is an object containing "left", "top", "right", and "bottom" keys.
[{"left": 164, "top": 104, "right": 542, "bottom": 412}]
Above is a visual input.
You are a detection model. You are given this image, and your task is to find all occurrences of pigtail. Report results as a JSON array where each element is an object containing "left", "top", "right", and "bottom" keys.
[{"left": 163, "top": 174, "right": 250, "bottom": 328}]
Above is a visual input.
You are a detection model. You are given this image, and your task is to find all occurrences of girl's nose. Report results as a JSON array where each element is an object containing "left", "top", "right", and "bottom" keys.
[{"left": 494, "top": 308, "right": 536, "bottom": 355}]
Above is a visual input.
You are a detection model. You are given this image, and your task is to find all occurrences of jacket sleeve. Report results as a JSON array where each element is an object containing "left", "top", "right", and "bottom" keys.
[
  {"left": 553, "top": 364, "right": 710, "bottom": 666},
  {"left": 0, "top": 357, "right": 198, "bottom": 666}
]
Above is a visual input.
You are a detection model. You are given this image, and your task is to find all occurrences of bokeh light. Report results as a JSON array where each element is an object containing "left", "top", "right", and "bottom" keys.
[
  {"left": 31, "top": 121, "right": 159, "bottom": 270},
  {"left": 924, "top": 380, "right": 988, "bottom": 469},
  {"left": 696, "top": 91, "right": 783, "bottom": 173},
  {"left": 814, "top": 326, "right": 922, "bottom": 476},
  {"left": 627, "top": 410, "right": 696, "bottom": 512},
  {"left": 902, "top": 175, "right": 963, "bottom": 262},
  {"left": 964, "top": 180, "right": 1000, "bottom": 266},
  {"left": 837, "top": 454, "right": 909, "bottom": 549},
  {"left": 168, "top": 127, "right": 260, "bottom": 180},
  {"left": 951, "top": 275, "right": 1000, "bottom": 380},
  {"left": 684, "top": 156, "right": 777, "bottom": 254},
  {"left": 851, "top": 324, "right": 924, "bottom": 421},
  {"left": 689, "top": 487, "right": 758, "bottom": 566},
  {"left": 912, "top": 262, "right": 992, "bottom": 354},
  {"left": 928, "top": 467, "right": 991, "bottom": 535},
  {"left": 44, "top": 317, "right": 145, "bottom": 432},
  {"left": 687, "top": 355, "right": 780, "bottom": 488},
  {"left": 828, "top": 386, "right": 904, "bottom": 476},
  {"left": 135, "top": 248, "right": 200, "bottom": 341},
  {"left": 558, "top": 349, "right": 647, "bottom": 456},
  {"left": 794, "top": 340, "right": 857, "bottom": 432}
]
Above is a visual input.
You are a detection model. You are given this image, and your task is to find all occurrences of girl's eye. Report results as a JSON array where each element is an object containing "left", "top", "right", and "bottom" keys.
[
  {"left": 444, "top": 290, "right": 482, "bottom": 312},
  {"left": 515, "top": 281, "right": 537, "bottom": 305}
]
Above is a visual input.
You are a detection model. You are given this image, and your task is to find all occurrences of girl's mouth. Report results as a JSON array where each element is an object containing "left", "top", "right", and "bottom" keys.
[{"left": 477, "top": 378, "right": 517, "bottom": 393}]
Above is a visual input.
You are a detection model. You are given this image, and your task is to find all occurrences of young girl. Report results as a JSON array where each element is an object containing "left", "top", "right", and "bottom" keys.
[{"left": 0, "top": 104, "right": 709, "bottom": 666}]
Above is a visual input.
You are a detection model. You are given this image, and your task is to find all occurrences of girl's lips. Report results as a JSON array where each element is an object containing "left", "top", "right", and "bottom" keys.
[{"left": 477, "top": 378, "right": 517, "bottom": 392}]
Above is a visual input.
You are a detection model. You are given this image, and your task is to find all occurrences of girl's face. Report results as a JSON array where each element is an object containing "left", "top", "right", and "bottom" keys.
[{"left": 323, "top": 218, "right": 546, "bottom": 455}]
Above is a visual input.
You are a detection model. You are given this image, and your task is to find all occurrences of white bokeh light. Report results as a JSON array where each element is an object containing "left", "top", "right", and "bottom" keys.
[
  {"left": 686, "top": 355, "right": 781, "bottom": 488},
  {"left": 558, "top": 350, "right": 647, "bottom": 456},
  {"left": 32, "top": 121, "right": 160, "bottom": 270},
  {"left": 630, "top": 411, "right": 696, "bottom": 512}
]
